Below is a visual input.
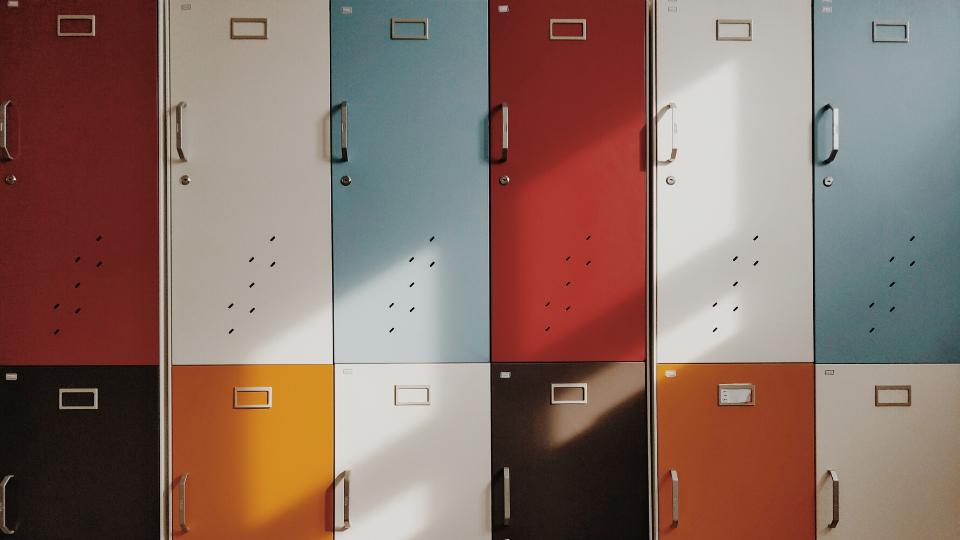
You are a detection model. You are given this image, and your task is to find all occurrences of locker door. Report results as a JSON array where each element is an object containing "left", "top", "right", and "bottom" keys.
[
  {"left": 656, "top": 364, "right": 814, "bottom": 539},
  {"left": 0, "top": 1, "right": 158, "bottom": 366},
  {"left": 331, "top": 1, "right": 489, "bottom": 364},
  {"left": 815, "top": 365, "right": 960, "bottom": 539},
  {"left": 171, "top": 365, "right": 333, "bottom": 539},
  {"left": 0, "top": 366, "right": 159, "bottom": 539},
  {"left": 169, "top": 0, "right": 332, "bottom": 365},
  {"left": 813, "top": 2, "right": 960, "bottom": 363},
  {"left": 491, "top": 363, "right": 647, "bottom": 540},
  {"left": 654, "top": 0, "right": 812, "bottom": 363},
  {"left": 333, "top": 364, "right": 490, "bottom": 540},
  {"left": 489, "top": 0, "right": 646, "bottom": 364}
]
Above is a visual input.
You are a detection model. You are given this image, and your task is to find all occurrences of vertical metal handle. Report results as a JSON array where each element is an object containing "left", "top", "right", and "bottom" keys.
[
  {"left": 343, "top": 470, "right": 351, "bottom": 530},
  {"left": 658, "top": 103, "right": 678, "bottom": 163},
  {"left": 179, "top": 473, "right": 190, "bottom": 532},
  {"left": 828, "top": 470, "right": 839, "bottom": 528},
  {"left": 340, "top": 101, "right": 348, "bottom": 161},
  {"left": 824, "top": 104, "right": 839, "bottom": 164},
  {"left": 501, "top": 102, "right": 508, "bottom": 162},
  {"left": 503, "top": 467, "right": 511, "bottom": 526},
  {"left": 0, "top": 100, "right": 18, "bottom": 161},
  {"left": 0, "top": 475, "right": 14, "bottom": 534},
  {"left": 670, "top": 470, "right": 679, "bottom": 527},
  {"left": 175, "top": 101, "right": 187, "bottom": 161}
]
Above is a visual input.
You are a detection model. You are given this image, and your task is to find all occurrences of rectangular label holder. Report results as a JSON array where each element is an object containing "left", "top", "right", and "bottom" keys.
[
  {"left": 234, "top": 387, "right": 272, "bottom": 409},
  {"left": 395, "top": 385, "right": 430, "bottom": 405},
  {"left": 718, "top": 383, "right": 755, "bottom": 406},
  {"left": 550, "top": 19, "right": 586, "bottom": 41},
  {"left": 551, "top": 383, "right": 587, "bottom": 404},
  {"left": 875, "top": 385, "right": 911, "bottom": 406},
  {"left": 873, "top": 21, "right": 909, "bottom": 43},
  {"left": 59, "top": 388, "right": 98, "bottom": 410},
  {"left": 716, "top": 19, "right": 752, "bottom": 41},
  {"left": 230, "top": 18, "right": 268, "bottom": 40},
  {"left": 391, "top": 18, "right": 428, "bottom": 40},
  {"left": 57, "top": 15, "right": 95, "bottom": 37}
]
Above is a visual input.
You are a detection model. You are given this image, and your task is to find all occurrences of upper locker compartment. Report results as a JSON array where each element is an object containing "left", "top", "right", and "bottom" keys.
[
  {"left": 169, "top": 0, "right": 332, "bottom": 365},
  {"left": 0, "top": 1, "right": 159, "bottom": 365},
  {"left": 654, "top": 0, "right": 812, "bottom": 363},
  {"left": 331, "top": 0, "right": 489, "bottom": 363},
  {"left": 813, "top": 1, "right": 960, "bottom": 364},
  {"left": 489, "top": 0, "right": 647, "bottom": 363}
]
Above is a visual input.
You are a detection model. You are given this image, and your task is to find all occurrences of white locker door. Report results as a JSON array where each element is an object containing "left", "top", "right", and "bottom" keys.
[
  {"left": 169, "top": 0, "right": 332, "bottom": 365},
  {"left": 654, "top": 0, "right": 812, "bottom": 363},
  {"left": 334, "top": 364, "right": 491, "bottom": 540},
  {"left": 816, "top": 365, "right": 960, "bottom": 539}
]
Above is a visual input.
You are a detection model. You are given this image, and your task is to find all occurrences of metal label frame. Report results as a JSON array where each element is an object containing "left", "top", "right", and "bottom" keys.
[
  {"left": 873, "top": 21, "right": 909, "bottom": 43},
  {"left": 717, "top": 383, "right": 755, "bottom": 406},
  {"left": 57, "top": 15, "right": 95, "bottom": 37},
  {"left": 395, "top": 385, "right": 431, "bottom": 405},
  {"left": 549, "top": 19, "right": 586, "bottom": 41},
  {"left": 716, "top": 19, "right": 753, "bottom": 41},
  {"left": 875, "top": 385, "right": 911, "bottom": 407},
  {"left": 391, "top": 18, "right": 429, "bottom": 40},
  {"left": 230, "top": 18, "right": 268, "bottom": 40},
  {"left": 59, "top": 388, "right": 99, "bottom": 410},
  {"left": 233, "top": 387, "right": 273, "bottom": 409},
  {"left": 551, "top": 383, "right": 588, "bottom": 404}
]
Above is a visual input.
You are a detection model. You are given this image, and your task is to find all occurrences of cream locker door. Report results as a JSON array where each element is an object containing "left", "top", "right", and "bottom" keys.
[
  {"left": 816, "top": 365, "right": 960, "bottom": 539},
  {"left": 654, "top": 0, "right": 812, "bottom": 363},
  {"left": 169, "top": 0, "right": 332, "bottom": 365},
  {"left": 334, "top": 364, "right": 491, "bottom": 540}
]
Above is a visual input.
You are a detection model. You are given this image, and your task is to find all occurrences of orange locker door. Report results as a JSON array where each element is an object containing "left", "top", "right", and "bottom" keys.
[
  {"left": 172, "top": 365, "right": 333, "bottom": 539},
  {"left": 656, "top": 364, "right": 814, "bottom": 539}
]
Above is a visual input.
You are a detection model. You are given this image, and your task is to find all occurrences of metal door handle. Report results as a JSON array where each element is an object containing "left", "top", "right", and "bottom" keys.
[
  {"left": 0, "top": 475, "right": 14, "bottom": 534},
  {"left": 176, "top": 102, "right": 187, "bottom": 161},
  {"left": 658, "top": 103, "right": 678, "bottom": 163},
  {"left": 824, "top": 104, "right": 838, "bottom": 164},
  {"left": 340, "top": 101, "right": 348, "bottom": 161},
  {"left": 670, "top": 470, "right": 679, "bottom": 527},
  {"left": 828, "top": 470, "right": 839, "bottom": 528},
  {"left": 179, "top": 473, "right": 190, "bottom": 532},
  {"left": 0, "top": 100, "right": 18, "bottom": 161},
  {"left": 342, "top": 470, "right": 351, "bottom": 530},
  {"left": 501, "top": 102, "right": 508, "bottom": 162},
  {"left": 503, "top": 467, "right": 511, "bottom": 526}
]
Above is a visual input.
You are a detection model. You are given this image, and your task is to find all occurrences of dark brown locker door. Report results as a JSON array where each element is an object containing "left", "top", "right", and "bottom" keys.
[{"left": 491, "top": 362, "right": 647, "bottom": 540}]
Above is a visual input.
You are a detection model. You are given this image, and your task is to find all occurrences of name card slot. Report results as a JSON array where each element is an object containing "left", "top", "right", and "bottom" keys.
[
  {"left": 391, "top": 18, "right": 428, "bottom": 40},
  {"left": 873, "top": 21, "right": 908, "bottom": 43},
  {"left": 551, "top": 383, "right": 587, "bottom": 404},
  {"left": 234, "top": 387, "right": 272, "bottom": 409},
  {"left": 716, "top": 19, "right": 752, "bottom": 41},
  {"left": 231, "top": 18, "right": 268, "bottom": 40},
  {"left": 60, "top": 388, "right": 98, "bottom": 409},
  {"left": 57, "top": 15, "right": 95, "bottom": 37},
  {"left": 550, "top": 19, "right": 586, "bottom": 41},
  {"left": 396, "top": 385, "right": 430, "bottom": 405},
  {"left": 875, "top": 385, "right": 911, "bottom": 406},
  {"left": 718, "top": 383, "right": 754, "bottom": 406}
]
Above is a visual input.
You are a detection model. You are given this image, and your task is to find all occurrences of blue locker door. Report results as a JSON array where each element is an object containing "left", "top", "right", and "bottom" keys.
[
  {"left": 331, "top": 1, "right": 489, "bottom": 363},
  {"left": 814, "top": 1, "right": 960, "bottom": 363}
]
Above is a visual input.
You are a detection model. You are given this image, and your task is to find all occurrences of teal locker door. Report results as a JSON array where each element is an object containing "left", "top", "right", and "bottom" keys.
[
  {"left": 814, "top": 1, "right": 960, "bottom": 363},
  {"left": 331, "top": 1, "right": 489, "bottom": 363}
]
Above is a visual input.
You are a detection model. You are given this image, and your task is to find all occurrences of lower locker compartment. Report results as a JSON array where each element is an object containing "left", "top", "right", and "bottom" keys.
[
  {"left": 172, "top": 364, "right": 333, "bottom": 539},
  {"left": 656, "top": 363, "right": 814, "bottom": 540},
  {"left": 0, "top": 365, "right": 159, "bottom": 539}
]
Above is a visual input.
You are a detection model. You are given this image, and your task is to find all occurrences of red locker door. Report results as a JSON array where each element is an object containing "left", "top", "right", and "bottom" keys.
[
  {"left": 490, "top": 0, "right": 646, "bottom": 363},
  {"left": 0, "top": 1, "right": 158, "bottom": 365}
]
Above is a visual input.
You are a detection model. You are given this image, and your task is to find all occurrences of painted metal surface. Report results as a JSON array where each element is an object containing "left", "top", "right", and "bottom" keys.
[
  {"left": 491, "top": 362, "right": 647, "bottom": 540},
  {"left": 0, "top": 0, "right": 158, "bottom": 366},
  {"left": 334, "top": 363, "right": 491, "bottom": 540},
  {"left": 331, "top": 0, "right": 489, "bottom": 364},
  {"left": 816, "top": 364, "right": 960, "bottom": 538},
  {"left": 655, "top": 0, "right": 812, "bottom": 363},
  {"left": 0, "top": 366, "right": 159, "bottom": 538},
  {"left": 489, "top": 0, "right": 646, "bottom": 363},
  {"left": 172, "top": 364, "right": 333, "bottom": 539},
  {"left": 814, "top": 1, "right": 960, "bottom": 363},
  {"left": 170, "top": 0, "right": 332, "bottom": 365},
  {"left": 657, "top": 363, "right": 815, "bottom": 539}
]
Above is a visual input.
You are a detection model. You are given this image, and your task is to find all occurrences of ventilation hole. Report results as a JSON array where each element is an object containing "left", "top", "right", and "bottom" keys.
[
  {"left": 429, "top": 236, "right": 435, "bottom": 242},
  {"left": 96, "top": 261, "right": 102, "bottom": 267},
  {"left": 409, "top": 307, "right": 415, "bottom": 312},
  {"left": 566, "top": 256, "right": 571, "bottom": 261},
  {"left": 733, "top": 307, "right": 738, "bottom": 312},
  {"left": 586, "top": 236, "right": 591, "bottom": 240},
  {"left": 545, "top": 302, "right": 551, "bottom": 307},
  {"left": 889, "top": 282, "right": 895, "bottom": 287},
  {"left": 96, "top": 236, "right": 102, "bottom": 241},
  {"left": 249, "top": 257, "right": 254, "bottom": 262},
  {"left": 249, "top": 283, "right": 255, "bottom": 288},
  {"left": 270, "top": 262, "right": 276, "bottom": 267},
  {"left": 889, "top": 307, "right": 895, "bottom": 312},
  {"left": 565, "top": 306, "right": 571, "bottom": 311},
  {"left": 75, "top": 308, "right": 80, "bottom": 314},
  {"left": 545, "top": 327, "right": 551, "bottom": 331},
  {"left": 229, "top": 329, "right": 234, "bottom": 334},
  {"left": 409, "top": 257, "right": 414, "bottom": 262},
  {"left": 712, "top": 302, "right": 717, "bottom": 307},
  {"left": 389, "top": 303, "right": 395, "bottom": 308},
  {"left": 54, "top": 329, "right": 60, "bottom": 335},
  {"left": 430, "top": 261, "right": 435, "bottom": 267},
  {"left": 75, "top": 257, "right": 81, "bottom": 262},
  {"left": 733, "top": 256, "right": 738, "bottom": 261},
  {"left": 910, "top": 236, "right": 915, "bottom": 241},
  {"left": 228, "top": 303, "right": 234, "bottom": 309},
  {"left": 753, "top": 235, "right": 759, "bottom": 241},
  {"left": 869, "top": 328, "right": 875, "bottom": 333},
  {"left": 910, "top": 261, "right": 915, "bottom": 266},
  {"left": 585, "top": 261, "right": 591, "bottom": 266},
  {"left": 889, "top": 257, "right": 895, "bottom": 262},
  {"left": 409, "top": 282, "right": 415, "bottom": 287},
  {"left": 248, "top": 308, "right": 255, "bottom": 313},
  {"left": 75, "top": 283, "right": 81, "bottom": 288},
  {"left": 753, "top": 261, "right": 758, "bottom": 266},
  {"left": 389, "top": 327, "right": 395, "bottom": 333},
  {"left": 713, "top": 328, "right": 718, "bottom": 332},
  {"left": 869, "top": 302, "right": 875, "bottom": 308},
  {"left": 565, "top": 282, "right": 571, "bottom": 286},
  {"left": 54, "top": 304, "right": 59, "bottom": 309},
  {"left": 733, "top": 281, "right": 738, "bottom": 287},
  {"left": 270, "top": 236, "right": 276, "bottom": 241}
]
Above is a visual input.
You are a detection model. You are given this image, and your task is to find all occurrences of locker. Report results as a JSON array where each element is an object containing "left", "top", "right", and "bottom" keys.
[
  {"left": 815, "top": 364, "right": 960, "bottom": 539},
  {"left": 171, "top": 365, "right": 333, "bottom": 539},
  {"left": 0, "top": 0, "right": 158, "bottom": 365},
  {"left": 656, "top": 364, "right": 814, "bottom": 539},
  {"left": 489, "top": 0, "right": 646, "bottom": 363},
  {"left": 813, "top": 1, "right": 960, "bottom": 363},
  {"left": 654, "top": 0, "right": 812, "bottom": 363},
  {"left": 331, "top": 0, "right": 489, "bottom": 364},
  {"left": 169, "top": 0, "right": 332, "bottom": 365},
  {"left": 333, "top": 363, "right": 490, "bottom": 540},
  {"left": 491, "top": 362, "right": 647, "bottom": 540},
  {"left": 0, "top": 366, "right": 159, "bottom": 539}
]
